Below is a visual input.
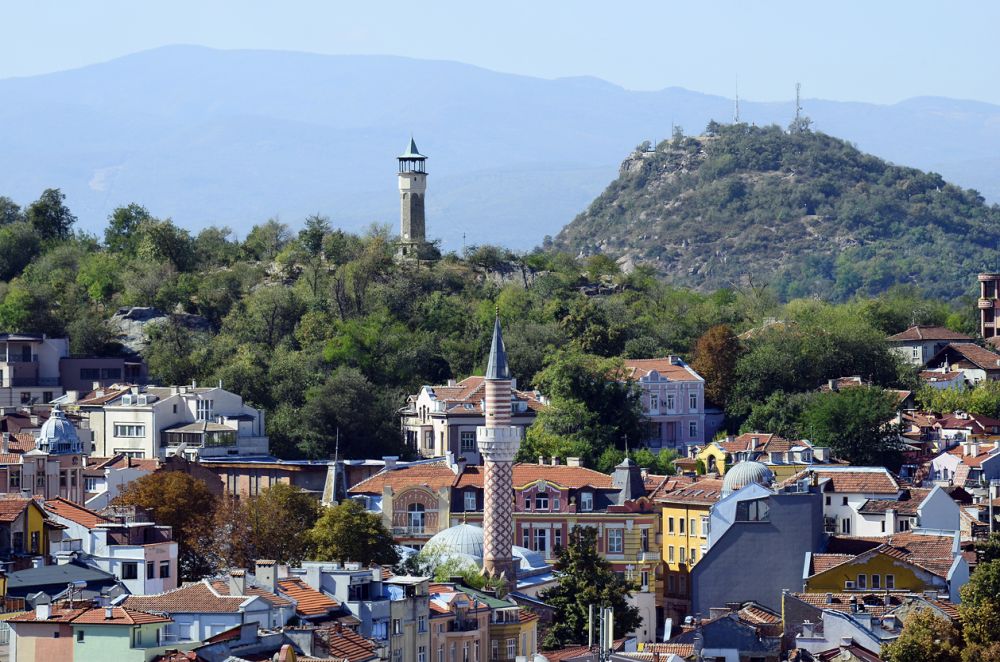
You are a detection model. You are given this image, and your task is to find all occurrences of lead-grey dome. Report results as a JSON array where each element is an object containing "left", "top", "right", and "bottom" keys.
[
  {"left": 722, "top": 460, "right": 774, "bottom": 496},
  {"left": 37, "top": 405, "right": 83, "bottom": 455},
  {"left": 426, "top": 523, "right": 484, "bottom": 559}
]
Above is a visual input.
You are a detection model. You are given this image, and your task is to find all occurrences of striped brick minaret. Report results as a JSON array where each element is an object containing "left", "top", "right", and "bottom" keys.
[{"left": 477, "top": 313, "right": 521, "bottom": 589}]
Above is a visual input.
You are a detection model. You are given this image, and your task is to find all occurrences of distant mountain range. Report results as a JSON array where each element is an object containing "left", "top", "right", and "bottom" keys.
[{"left": 2, "top": 45, "right": 1000, "bottom": 251}]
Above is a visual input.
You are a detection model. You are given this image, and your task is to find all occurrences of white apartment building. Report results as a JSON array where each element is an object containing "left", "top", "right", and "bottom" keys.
[
  {"left": 45, "top": 498, "right": 179, "bottom": 596},
  {"left": 0, "top": 334, "right": 67, "bottom": 407},
  {"left": 66, "top": 384, "right": 268, "bottom": 460},
  {"left": 622, "top": 357, "right": 706, "bottom": 449}
]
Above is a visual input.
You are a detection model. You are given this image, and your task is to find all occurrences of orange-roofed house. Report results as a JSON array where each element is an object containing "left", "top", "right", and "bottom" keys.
[
  {"left": 400, "top": 376, "right": 546, "bottom": 463},
  {"left": 621, "top": 356, "right": 707, "bottom": 449},
  {"left": 44, "top": 498, "right": 178, "bottom": 595},
  {"left": 0, "top": 495, "right": 51, "bottom": 566},
  {"left": 9, "top": 601, "right": 173, "bottom": 662},
  {"left": 695, "top": 433, "right": 834, "bottom": 480},
  {"left": 427, "top": 582, "right": 491, "bottom": 662},
  {"left": 886, "top": 325, "right": 973, "bottom": 367}
]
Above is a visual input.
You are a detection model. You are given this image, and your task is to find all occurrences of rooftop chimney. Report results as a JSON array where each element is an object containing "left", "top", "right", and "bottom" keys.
[
  {"left": 1, "top": 432, "right": 8, "bottom": 454},
  {"left": 104, "top": 606, "right": 114, "bottom": 620},
  {"left": 36, "top": 603, "right": 50, "bottom": 620},
  {"left": 538, "top": 456, "right": 545, "bottom": 466},
  {"left": 566, "top": 457, "right": 583, "bottom": 467},
  {"left": 255, "top": 560, "right": 277, "bottom": 593},
  {"left": 382, "top": 456, "right": 398, "bottom": 471},
  {"left": 228, "top": 569, "right": 246, "bottom": 597},
  {"left": 550, "top": 456, "right": 558, "bottom": 466},
  {"left": 801, "top": 620, "right": 814, "bottom": 638}
]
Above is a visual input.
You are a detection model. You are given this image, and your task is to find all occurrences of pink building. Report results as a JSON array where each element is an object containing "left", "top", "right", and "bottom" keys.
[{"left": 622, "top": 357, "right": 706, "bottom": 449}]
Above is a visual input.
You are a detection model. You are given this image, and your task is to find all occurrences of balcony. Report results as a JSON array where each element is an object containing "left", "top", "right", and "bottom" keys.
[
  {"left": 446, "top": 619, "right": 479, "bottom": 633},
  {"left": 980, "top": 298, "right": 995, "bottom": 310},
  {"left": 391, "top": 511, "right": 439, "bottom": 537}
]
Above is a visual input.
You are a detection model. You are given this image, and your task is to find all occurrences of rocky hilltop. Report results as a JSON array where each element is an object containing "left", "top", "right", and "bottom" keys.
[{"left": 553, "top": 123, "right": 1000, "bottom": 301}]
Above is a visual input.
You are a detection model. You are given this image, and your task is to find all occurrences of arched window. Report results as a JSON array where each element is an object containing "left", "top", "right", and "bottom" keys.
[{"left": 408, "top": 503, "right": 426, "bottom": 533}]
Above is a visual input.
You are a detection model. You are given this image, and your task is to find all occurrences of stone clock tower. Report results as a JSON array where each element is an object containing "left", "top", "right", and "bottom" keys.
[{"left": 397, "top": 137, "right": 427, "bottom": 258}]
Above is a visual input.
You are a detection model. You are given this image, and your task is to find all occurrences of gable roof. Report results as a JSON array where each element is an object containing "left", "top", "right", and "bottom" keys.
[
  {"left": 316, "top": 624, "right": 380, "bottom": 662},
  {"left": 414, "top": 376, "right": 546, "bottom": 417},
  {"left": 7, "top": 562, "right": 117, "bottom": 593},
  {"left": 817, "top": 531, "right": 958, "bottom": 578},
  {"left": 456, "top": 463, "right": 615, "bottom": 490},
  {"left": 887, "top": 326, "right": 972, "bottom": 342},
  {"left": 655, "top": 478, "right": 725, "bottom": 505},
  {"left": 9, "top": 605, "right": 169, "bottom": 625},
  {"left": 277, "top": 578, "right": 339, "bottom": 617},
  {"left": 621, "top": 357, "right": 702, "bottom": 382},
  {"left": 787, "top": 591, "right": 905, "bottom": 618},
  {"left": 784, "top": 467, "right": 900, "bottom": 494},
  {"left": 348, "top": 461, "right": 459, "bottom": 494},
  {"left": 208, "top": 580, "right": 293, "bottom": 608},
  {"left": 44, "top": 497, "right": 113, "bottom": 528},
  {"left": 0, "top": 496, "right": 35, "bottom": 523},
  {"left": 857, "top": 488, "right": 932, "bottom": 515},
  {"left": 930, "top": 343, "right": 1000, "bottom": 371},
  {"left": 122, "top": 581, "right": 250, "bottom": 614}
]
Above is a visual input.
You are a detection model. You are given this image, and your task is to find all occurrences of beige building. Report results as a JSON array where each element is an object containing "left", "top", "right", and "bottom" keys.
[
  {"left": 400, "top": 377, "right": 544, "bottom": 464},
  {"left": 65, "top": 384, "right": 268, "bottom": 460},
  {"left": 384, "top": 576, "right": 432, "bottom": 662},
  {"left": 0, "top": 406, "right": 88, "bottom": 504}
]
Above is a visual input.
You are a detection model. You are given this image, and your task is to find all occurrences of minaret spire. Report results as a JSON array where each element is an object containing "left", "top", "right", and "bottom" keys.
[{"left": 477, "top": 311, "right": 521, "bottom": 592}]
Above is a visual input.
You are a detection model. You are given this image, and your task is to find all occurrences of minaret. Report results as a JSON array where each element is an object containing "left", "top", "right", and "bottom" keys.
[
  {"left": 397, "top": 137, "right": 427, "bottom": 258},
  {"left": 477, "top": 313, "right": 521, "bottom": 589}
]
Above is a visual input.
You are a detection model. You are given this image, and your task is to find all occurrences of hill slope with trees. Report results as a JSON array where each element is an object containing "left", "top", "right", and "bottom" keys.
[{"left": 554, "top": 123, "right": 1000, "bottom": 301}]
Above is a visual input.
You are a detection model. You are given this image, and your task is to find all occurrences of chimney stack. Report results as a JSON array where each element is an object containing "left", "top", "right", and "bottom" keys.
[
  {"left": 228, "top": 569, "right": 246, "bottom": 596},
  {"left": 1, "top": 432, "right": 8, "bottom": 454},
  {"left": 105, "top": 606, "right": 114, "bottom": 620},
  {"left": 255, "top": 560, "right": 277, "bottom": 593}
]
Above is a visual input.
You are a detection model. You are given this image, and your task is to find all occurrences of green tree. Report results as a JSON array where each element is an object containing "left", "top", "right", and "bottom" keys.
[
  {"left": 741, "top": 390, "right": 815, "bottom": 439},
  {"left": 76, "top": 253, "right": 122, "bottom": 304},
  {"left": 213, "top": 483, "right": 320, "bottom": 567},
  {"left": 136, "top": 218, "right": 196, "bottom": 271},
  {"left": 0, "top": 196, "right": 23, "bottom": 225},
  {"left": 0, "top": 222, "right": 42, "bottom": 281},
  {"left": 976, "top": 533, "right": 1000, "bottom": 565},
  {"left": 105, "top": 203, "right": 153, "bottom": 253},
  {"left": 299, "top": 214, "right": 331, "bottom": 257},
  {"left": 114, "top": 471, "right": 219, "bottom": 580},
  {"left": 25, "top": 188, "right": 76, "bottom": 240},
  {"left": 144, "top": 318, "right": 210, "bottom": 386},
  {"left": 881, "top": 608, "right": 961, "bottom": 662},
  {"left": 308, "top": 499, "right": 398, "bottom": 566},
  {"left": 539, "top": 526, "right": 642, "bottom": 649},
  {"left": 960, "top": 559, "right": 1000, "bottom": 655},
  {"left": 799, "top": 386, "right": 902, "bottom": 467},
  {"left": 243, "top": 219, "right": 291, "bottom": 261},
  {"left": 691, "top": 324, "right": 742, "bottom": 409}
]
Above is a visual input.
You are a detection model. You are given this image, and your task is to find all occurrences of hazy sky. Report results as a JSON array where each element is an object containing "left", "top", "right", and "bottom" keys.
[{"left": 2, "top": 1, "right": 998, "bottom": 105}]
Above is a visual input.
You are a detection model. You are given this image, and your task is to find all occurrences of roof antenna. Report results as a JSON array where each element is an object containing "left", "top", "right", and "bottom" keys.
[
  {"left": 795, "top": 82, "right": 802, "bottom": 124},
  {"left": 734, "top": 75, "right": 741, "bottom": 124}
]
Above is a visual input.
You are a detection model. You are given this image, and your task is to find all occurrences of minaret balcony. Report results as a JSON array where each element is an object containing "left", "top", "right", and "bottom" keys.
[
  {"left": 979, "top": 298, "right": 995, "bottom": 309},
  {"left": 476, "top": 426, "right": 521, "bottom": 461}
]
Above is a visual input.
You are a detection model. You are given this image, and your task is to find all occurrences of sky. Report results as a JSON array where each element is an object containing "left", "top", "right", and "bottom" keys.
[{"left": 1, "top": 1, "right": 998, "bottom": 104}]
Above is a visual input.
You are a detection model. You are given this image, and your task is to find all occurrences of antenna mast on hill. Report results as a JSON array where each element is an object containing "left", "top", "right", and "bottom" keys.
[
  {"left": 795, "top": 82, "right": 802, "bottom": 123},
  {"left": 734, "top": 76, "right": 741, "bottom": 123}
]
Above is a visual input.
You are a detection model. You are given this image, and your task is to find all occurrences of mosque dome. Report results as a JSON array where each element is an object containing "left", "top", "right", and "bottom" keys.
[
  {"left": 426, "top": 523, "right": 484, "bottom": 559},
  {"left": 722, "top": 460, "right": 774, "bottom": 496},
  {"left": 37, "top": 405, "right": 82, "bottom": 455}
]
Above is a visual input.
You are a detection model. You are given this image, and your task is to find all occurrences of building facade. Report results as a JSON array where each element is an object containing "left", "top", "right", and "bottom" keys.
[
  {"left": 621, "top": 357, "right": 705, "bottom": 449},
  {"left": 886, "top": 325, "right": 973, "bottom": 366}
]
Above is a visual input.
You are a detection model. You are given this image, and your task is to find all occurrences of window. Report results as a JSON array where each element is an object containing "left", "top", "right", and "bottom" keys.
[
  {"left": 77, "top": 630, "right": 84, "bottom": 642},
  {"left": 464, "top": 491, "right": 477, "bottom": 511},
  {"left": 121, "top": 562, "right": 138, "bottom": 580},
  {"left": 418, "top": 616, "right": 427, "bottom": 633},
  {"left": 857, "top": 574, "right": 867, "bottom": 590},
  {"left": 667, "top": 394, "right": 675, "bottom": 410},
  {"left": 552, "top": 493, "right": 560, "bottom": 510},
  {"left": 641, "top": 528, "right": 649, "bottom": 552},
  {"left": 689, "top": 421, "right": 697, "bottom": 438},
  {"left": 668, "top": 517, "right": 675, "bottom": 534},
  {"left": 506, "top": 639, "right": 516, "bottom": 659},
  {"left": 114, "top": 423, "right": 146, "bottom": 438},
  {"left": 881, "top": 521, "right": 886, "bottom": 533},
  {"left": 668, "top": 574, "right": 676, "bottom": 593},
  {"left": 475, "top": 641, "right": 480, "bottom": 662},
  {"left": 886, "top": 574, "right": 895, "bottom": 589},
  {"left": 438, "top": 646, "right": 445, "bottom": 662},
  {"left": 679, "top": 547, "right": 686, "bottom": 563},
  {"left": 491, "top": 640, "right": 498, "bottom": 661},
  {"left": 197, "top": 399, "right": 214, "bottom": 421},
  {"left": 690, "top": 518, "right": 696, "bottom": 536},
  {"left": 668, "top": 545, "right": 675, "bottom": 563},
  {"left": 678, "top": 575, "right": 686, "bottom": 595},
  {"left": 534, "top": 493, "right": 549, "bottom": 510},
  {"left": 689, "top": 392, "right": 697, "bottom": 409},
  {"left": 900, "top": 519, "right": 911, "bottom": 531},
  {"left": 460, "top": 431, "right": 476, "bottom": 453},
  {"left": 463, "top": 643, "right": 469, "bottom": 662},
  {"left": 407, "top": 503, "right": 426, "bottom": 533},
  {"left": 20, "top": 392, "right": 31, "bottom": 405},
  {"left": 580, "top": 492, "right": 593, "bottom": 512},
  {"left": 825, "top": 496, "right": 831, "bottom": 506},
  {"left": 9, "top": 469, "right": 20, "bottom": 489},
  {"left": 735, "top": 499, "right": 770, "bottom": 522},
  {"left": 701, "top": 517, "right": 709, "bottom": 538},
  {"left": 43, "top": 391, "right": 53, "bottom": 403},
  {"left": 872, "top": 574, "right": 881, "bottom": 589},
  {"left": 424, "top": 431, "right": 433, "bottom": 449},
  {"left": 392, "top": 618, "right": 402, "bottom": 635},
  {"left": 84, "top": 477, "right": 97, "bottom": 492},
  {"left": 30, "top": 531, "right": 39, "bottom": 553},
  {"left": 607, "top": 529, "right": 623, "bottom": 553},
  {"left": 80, "top": 368, "right": 100, "bottom": 380},
  {"left": 394, "top": 650, "right": 402, "bottom": 662},
  {"left": 690, "top": 548, "right": 697, "bottom": 563},
  {"left": 842, "top": 497, "right": 849, "bottom": 506},
  {"left": 640, "top": 570, "right": 649, "bottom": 589},
  {"left": 679, "top": 518, "right": 685, "bottom": 534},
  {"left": 160, "top": 561, "right": 170, "bottom": 578},
  {"left": 554, "top": 528, "right": 562, "bottom": 551},
  {"left": 12, "top": 532, "right": 23, "bottom": 551},
  {"left": 535, "top": 528, "right": 548, "bottom": 554},
  {"left": 911, "top": 347, "right": 920, "bottom": 360},
  {"left": 841, "top": 519, "right": 851, "bottom": 534},
  {"left": 147, "top": 561, "right": 155, "bottom": 579}
]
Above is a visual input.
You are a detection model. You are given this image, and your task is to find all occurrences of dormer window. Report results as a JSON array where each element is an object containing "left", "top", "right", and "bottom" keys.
[
  {"left": 580, "top": 491, "right": 593, "bottom": 512},
  {"left": 535, "top": 493, "right": 549, "bottom": 510}
]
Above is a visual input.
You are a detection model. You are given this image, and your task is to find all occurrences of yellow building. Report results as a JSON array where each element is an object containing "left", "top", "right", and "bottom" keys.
[
  {"left": 0, "top": 496, "right": 50, "bottom": 560},
  {"left": 695, "top": 433, "right": 834, "bottom": 481},
  {"left": 804, "top": 545, "right": 954, "bottom": 596},
  {"left": 655, "top": 476, "right": 724, "bottom": 624}
]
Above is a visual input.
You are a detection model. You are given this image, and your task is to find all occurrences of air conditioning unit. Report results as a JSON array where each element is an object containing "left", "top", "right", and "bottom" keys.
[{"left": 844, "top": 580, "right": 856, "bottom": 590}]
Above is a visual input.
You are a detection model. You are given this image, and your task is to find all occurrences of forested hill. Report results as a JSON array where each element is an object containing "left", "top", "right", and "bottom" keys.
[{"left": 553, "top": 123, "right": 1000, "bottom": 301}]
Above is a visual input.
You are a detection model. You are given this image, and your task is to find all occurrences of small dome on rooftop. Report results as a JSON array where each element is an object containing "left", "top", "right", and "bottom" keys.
[
  {"left": 722, "top": 460, "right": 774, "bottom": 496},
  {"left": 37, "top": 405, "right": 82, "bottom": 455}
]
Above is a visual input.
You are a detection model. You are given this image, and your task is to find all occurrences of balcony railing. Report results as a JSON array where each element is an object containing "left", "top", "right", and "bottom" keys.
[{"left": 446, "top": 619, "right": 479, "bottom": 632}]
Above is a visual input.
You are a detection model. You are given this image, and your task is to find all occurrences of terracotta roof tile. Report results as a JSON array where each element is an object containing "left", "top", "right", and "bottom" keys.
[
  {"left": 76, "top": 385, "right": 134, "bottom": 406},
  {"left": 420, "top": 377, "right": 545, "bottom": 416},
  {"left": 0, "top": 496, "right": 33, "bottom": 523},
  {"left": 655, "top": 478, "right": 725, "bottom": 505},
  {"left": 541, "top": 645, "right": 594, "bottom": 661},
  {"left": 788, "top": 592, "right": 905, "bottom": 618},
  {"left": 784, "top": 468, "right": 900, "bottom": 494},
  {"left": 809, "top": 553, "right": 856, "bottom": 575},
  {"left": 277, "top": 578, "right": 339, "bottom": 617},
  {"left": 455, "top": 464, "right": 614, "bottom": 489},
  {"left": 934, "top": 343, "right": 1000, "bottom": 371},
  {"left": 316, "top": 625, "right": 380, "bottom": 662},
  {"left": 349, "top": 461, "right": 458, "bottom": 494},
  {"left": 887, "top": 326, "right": 972, "bottom": 342},
  {"left": 857, "top": 488, "right": 931, "bottom": 515},
  {"left": 640, "top": 643, "right": 696, "bottom": 657},
  {"left": 44, "top": 497, "right": 112, "bottom": 529},
  {"left": 123, "top": 581, "right": 247, "bottom": 613},
  {"left": 647, "top": 474, "right": 696, "bottom": 500},
  {"left": 621, "top": 357, "right": 702, "bottom": 382},
  {"left": 209, "top": 580, "right": 293, "bottom": 607},
  {"left": 10, "top": 605, "right": 169, "bottom": 625}
]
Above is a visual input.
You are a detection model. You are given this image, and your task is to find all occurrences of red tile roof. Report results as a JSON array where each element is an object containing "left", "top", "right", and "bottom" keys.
[
  {"left": 887, "top": 326, "right": 972, "bottom": 342},
  {"left": 784, "top": 468, "right": 900, "bottom": 494},
  {"left": 655, "top": 477, "right": 725, "bottom": 505},
  {"left": 540, "top": 645, "right": 593, "bottom": 661},
  {"left": 857, "top": 488, "right": 931, "bottom": 515},
  {"left": 317, "top": 625, "right": 380, "bottom": 662},
  {"left": 457, "top": 464, "right": 614, "bottom": 489},
  {"left": 809, "top": 554, "right": 856, "bottom": 575},
  {"left": 348, "top": 461, "right": 459, "bottom": 494},
  {"left": 277, "top": 578, "right": 339, "bottom": 617},
  {"left": 123, "top": 581, "right": 248, "bottom": 613},
  {"left": 91, "top": 454, "right": 161, "bottom": 472},
  {"left": 10, "top": 605, "right": 169, "bottom": 625},
  {"left": 787, "top": 592, "right": 905, "bottom": 618},
  {"left": 209, "top": 580, "right": 293, "bottom": 607},
  {"left": 76, "top": 385, "right": 134, "bottom": 406},
  {"left": 621, "top": 357, "right": 702, "bottom": 382},
  {"left": 44, "top": 497, "right": 112, "bottom": 529},
  {"left": 920, "top": 371, "right": 964, "bottom": 382},
  {"left": 418, "top": 377, "right": 546, "bottom": 416},
  {"left": 0, "top": 496, "right": 33, "bottom": 523},
  {"left": 933, "top": 343, "right": 1000, "bottom": 371}
]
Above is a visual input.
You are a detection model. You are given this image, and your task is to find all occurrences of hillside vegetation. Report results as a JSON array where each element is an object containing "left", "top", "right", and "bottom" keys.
[{"left": 554, "top": 123, "right": 1000, "bottom": 301}]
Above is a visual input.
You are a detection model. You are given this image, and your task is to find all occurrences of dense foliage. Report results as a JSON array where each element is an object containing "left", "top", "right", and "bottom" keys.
[
  {"left": 882, "top": 608, "right": 962, "bottom": 662},
  {"left": 555, "top": 123, "right": 1000, "bottom": 302},
  {"left": 0, "top": 188, "right": 976, "bottom": 466}
]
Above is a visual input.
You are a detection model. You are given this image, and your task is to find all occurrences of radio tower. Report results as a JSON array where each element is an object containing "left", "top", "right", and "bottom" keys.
[
  {"left": 734, "top": 76, "right": 741, "bottom": 124},
  {"left": 795, "top": 83, "right": 802, "bottom": 124}
]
